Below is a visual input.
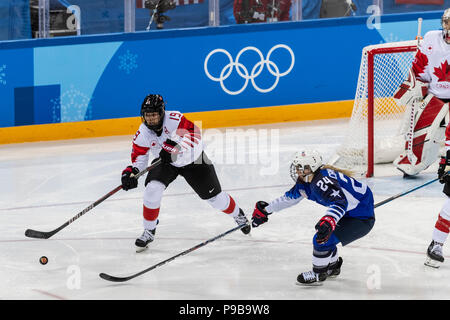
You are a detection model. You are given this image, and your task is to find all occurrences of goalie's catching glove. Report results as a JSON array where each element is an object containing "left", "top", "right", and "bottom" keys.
[
  {"left": 438, "top": 150, "right": 450, "bottom": 184},
  {"left": 252, "top": 201, "right": 271, "bottom": 227},
  {"left": 121, "top": 166, "right": 139, "bottom": 191}
]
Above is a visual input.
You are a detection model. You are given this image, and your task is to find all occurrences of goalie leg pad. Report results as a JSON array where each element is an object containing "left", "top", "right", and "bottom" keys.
[{"left": 394, "top": 95, "right": 448, "bottom": 176}]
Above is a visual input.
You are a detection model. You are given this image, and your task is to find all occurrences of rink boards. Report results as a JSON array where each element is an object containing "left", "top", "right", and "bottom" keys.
[{"left": 0, "top": 11, "right": 442, "bottom": 143}]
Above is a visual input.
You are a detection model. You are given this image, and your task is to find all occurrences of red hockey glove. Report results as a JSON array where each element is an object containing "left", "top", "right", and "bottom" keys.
[
  {"left": 159, "top": 139, "right": 180, "bottom": 163},
  {"left": 438, "top": 150, "right": 450, "bottom": 184},
  {"left": 315, "top": 216, "right": 336, "bottom": 244},
  {"left": 121, "top": 166, "right": 139, "bottom": 191},
  {"left": 252, "top": 201, "right": 271, "bottom": 227}
]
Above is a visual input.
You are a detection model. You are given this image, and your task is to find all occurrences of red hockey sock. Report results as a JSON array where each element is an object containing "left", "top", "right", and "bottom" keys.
[{"left": 143, "top": 205, "right": 160, "bottom": 222}]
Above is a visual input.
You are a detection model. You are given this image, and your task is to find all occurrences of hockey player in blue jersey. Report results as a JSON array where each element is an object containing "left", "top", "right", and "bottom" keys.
[{"left": 251, "top": 150, "right": 376, "bottom": 285}]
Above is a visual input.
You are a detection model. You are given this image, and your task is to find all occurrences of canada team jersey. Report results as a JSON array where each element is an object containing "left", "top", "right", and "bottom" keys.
[
  {"left": 266, "top": 168, "right": 374, "bottom": 222},
  {"left": 412, "top": 30, "right": 450, "bottom": 99},
  {"left": 130, "top": 111, "right": 203, "bottom": 170}
]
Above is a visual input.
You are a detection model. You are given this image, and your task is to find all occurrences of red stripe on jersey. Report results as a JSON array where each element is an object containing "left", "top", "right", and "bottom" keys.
[
  {"left": 223, "top": 196, "right": 236, "bottom": 214},
  {"left": 414, "top": 96, "right": 445, "bottom": 131},
  {"left": 131, "top": 142, "right": 150, "bottom": 163},
  {"left": 176, "top": 116, "right": 201, "bottom": 142},
  {"left": 143, "top": 205, "right": 160, "bottom": 221},
  {"left": 435, "top": 214, "right": 450, "bottom": 233},
  {"left": 445, "top": 109, "right": 450, "bottom": 143},
  {"left": 411, "top": 50, "right": 428, "bottom": 78}
]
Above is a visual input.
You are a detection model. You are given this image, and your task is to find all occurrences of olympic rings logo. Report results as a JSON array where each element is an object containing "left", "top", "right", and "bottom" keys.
[{"left": 204, "top": 44, "right": 295, "bottom": 95}]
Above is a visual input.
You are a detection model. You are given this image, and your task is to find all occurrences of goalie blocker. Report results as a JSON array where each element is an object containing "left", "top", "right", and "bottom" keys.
[{"left": 392, "top": 76, "right": 449, "bottom": 176}]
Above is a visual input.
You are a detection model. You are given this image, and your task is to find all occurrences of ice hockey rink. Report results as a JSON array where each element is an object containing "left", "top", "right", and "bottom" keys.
[{"left": 1, "top": 118, "right": 449, "bottom": 301}]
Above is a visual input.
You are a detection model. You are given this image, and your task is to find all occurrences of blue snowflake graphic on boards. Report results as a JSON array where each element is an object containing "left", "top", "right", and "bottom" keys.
[
  {"left": 51, "top": 85, "right": 93, "bottom": 123},
  {"left": 0, "top": 65, "right": 6, "bottom": 85},
  {"left": 118, "top": 50, "right": 138, "bottom": 74}
]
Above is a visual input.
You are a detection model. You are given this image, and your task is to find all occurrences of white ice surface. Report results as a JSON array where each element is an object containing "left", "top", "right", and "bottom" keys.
[{"left": 0, "top": 118, "right": 448, "bottom": 300}]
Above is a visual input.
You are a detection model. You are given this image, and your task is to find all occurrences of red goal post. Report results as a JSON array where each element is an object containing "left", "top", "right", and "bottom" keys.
[{"left": 332, "top": 40, "right": 418, "bottom": 177}]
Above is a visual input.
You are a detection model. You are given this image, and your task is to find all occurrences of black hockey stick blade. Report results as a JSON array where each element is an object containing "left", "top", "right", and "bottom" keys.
[
  {"left": 24, "top": 159, "right": 162, "bottom": 240},
  {"left": 99, "top": 273, "right": 133, "bottom": 282},
  {"left": 24, "top": 228, "right": 56, "bottom": 239},
  {"left": 99, "top": 223, "right": 248, "bottom": 283}
]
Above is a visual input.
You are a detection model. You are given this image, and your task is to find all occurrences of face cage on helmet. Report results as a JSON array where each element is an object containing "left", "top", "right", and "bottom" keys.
[
  {"left": 289, "top": 163, "right": 314, "bottom": 183},
  {"left": 141, "top": 107, "right": 165, "bottom": 132}
]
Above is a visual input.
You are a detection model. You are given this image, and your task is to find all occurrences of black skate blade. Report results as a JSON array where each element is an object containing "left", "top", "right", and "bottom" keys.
[
  {"left": 135, "top": 246, "right": 149, "bottom": 253},
  {"left": 295, "top": 281, "right": 324, "bottom": 287}
]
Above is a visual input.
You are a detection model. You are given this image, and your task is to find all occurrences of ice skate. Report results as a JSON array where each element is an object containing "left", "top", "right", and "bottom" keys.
[
  {"left": 425, "top": 241, "right": 444, "bottom": 268},
  {"left": 135, "top": 228, "right": 156, "bottom": 252},
  {"left": 327, "top": 257, "right": 343, "bottom": 278},
  {"left": 234, "top": 209, "right": 251, "bottom": 234},
  {"left": 296, "top": 271, "right": 327, "bottom": 286}
]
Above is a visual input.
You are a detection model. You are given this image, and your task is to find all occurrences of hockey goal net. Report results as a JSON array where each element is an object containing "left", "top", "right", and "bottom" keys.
[{"left": 332, "top": 40, "right": 418, "bottom": 177}]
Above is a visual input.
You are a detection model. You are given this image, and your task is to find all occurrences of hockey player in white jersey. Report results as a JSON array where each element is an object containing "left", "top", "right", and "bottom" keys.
[
  {"left": 393, "top": 9, "right": 450, "bottom": 177},
  {"left": 251, "top": 150, "right": 375, "bottom": 285},
  {"left": 121, "top": 94, "right": 251, "bottom": 252}
]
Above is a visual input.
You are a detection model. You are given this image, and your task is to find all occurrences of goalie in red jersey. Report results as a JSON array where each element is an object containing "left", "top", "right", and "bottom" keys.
[{"left": 121, "top": 94, "right": 251, "bottom": 252}]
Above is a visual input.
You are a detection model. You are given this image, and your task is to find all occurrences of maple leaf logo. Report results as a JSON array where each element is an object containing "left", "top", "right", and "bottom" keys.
[{"left": 433, "top": 60, "right": 450, "bottom": 82}]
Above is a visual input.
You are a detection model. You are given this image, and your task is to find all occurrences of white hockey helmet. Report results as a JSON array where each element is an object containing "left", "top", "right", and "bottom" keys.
[
  {"left": 289, "top": 149, "right": 323, "bottom": 182},
  {"left": 442, "top": 8, "right": 450, "bottom": 43}
]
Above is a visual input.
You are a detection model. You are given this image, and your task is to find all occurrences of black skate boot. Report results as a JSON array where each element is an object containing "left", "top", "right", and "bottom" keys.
[
  {"left": 327, "top": 257, "right": 343, "bottom": 277},
  {"left": 296, "top": 270, "right": 327, "bottom": 285},
  {"left": 424, "top": 241, "right": 444, "bottom": 268},
  {"left": 234, "top": 209, "right": 251, "bottom": 235},
  {"left": 135, "top": 228, "right": 156, "bottom": 253}
]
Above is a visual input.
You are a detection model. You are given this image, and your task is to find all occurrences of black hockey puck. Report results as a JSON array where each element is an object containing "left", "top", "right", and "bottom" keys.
[{"left": 39, "top": 256, "right": 48, "bottom": 265}]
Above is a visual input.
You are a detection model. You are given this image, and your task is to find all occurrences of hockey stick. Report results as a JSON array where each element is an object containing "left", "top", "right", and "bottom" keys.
[
  {"left": 24, "top": 159, "right": 162, "bottom": 239},
  {"left": 374, "top": 172, "right": 447, "bottom": 209},
  {"left": 403, "top": 18, "right": 423, "bottom": 165},
  {"left": 99, "top": 223, "right": 248, "bottom": 282}
]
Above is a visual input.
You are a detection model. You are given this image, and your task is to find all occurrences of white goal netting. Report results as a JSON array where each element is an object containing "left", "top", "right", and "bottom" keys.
[{"left": 331, "top": 40, "right": 418, "bottom": 176}]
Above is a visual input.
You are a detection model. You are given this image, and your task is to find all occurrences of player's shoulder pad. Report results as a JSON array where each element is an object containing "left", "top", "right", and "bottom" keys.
[
  {"left": 421, "top": 30, "right": 441, "bottom": 46},
  {"left": 163, "top": 110, "right": 183, "bottom": 132},
  {"left": 311, "top": 169, "right": 341, "bottom": 189},
  {"left": 133, "top": 123, "right": 155, "bottom": 146}
]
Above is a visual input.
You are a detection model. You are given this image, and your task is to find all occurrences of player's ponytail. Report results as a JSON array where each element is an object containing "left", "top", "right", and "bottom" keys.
[{"left": 321, "top": 165, "right": 354, "bottom": 177}]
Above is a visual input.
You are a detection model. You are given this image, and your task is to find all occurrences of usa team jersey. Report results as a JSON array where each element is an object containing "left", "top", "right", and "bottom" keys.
[
  {"left": 266, "top": 168, "right": 374, "bottom": 222},
  {"left": 412, "top": 30, "right": 450, "bottom": 99},
  {"left": 130, "top": 110, "right": 203, "bottom": 170}
]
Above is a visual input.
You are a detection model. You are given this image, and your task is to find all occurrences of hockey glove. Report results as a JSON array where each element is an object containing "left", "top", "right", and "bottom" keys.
[
  {"left": 121, "top": 166, "right": 139, "bottom": 191},
  {"left": 159, "top": 139, "right": 181, "bottom": 163},
  {"left": 315, "top": 216, "right": 336, "bottom": 244},
  {"left": 251, "top": 201, "right": 271, "bottom": 227},
  {"left": 438, "top": 150, "right": 450, "bottom": 184}
]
